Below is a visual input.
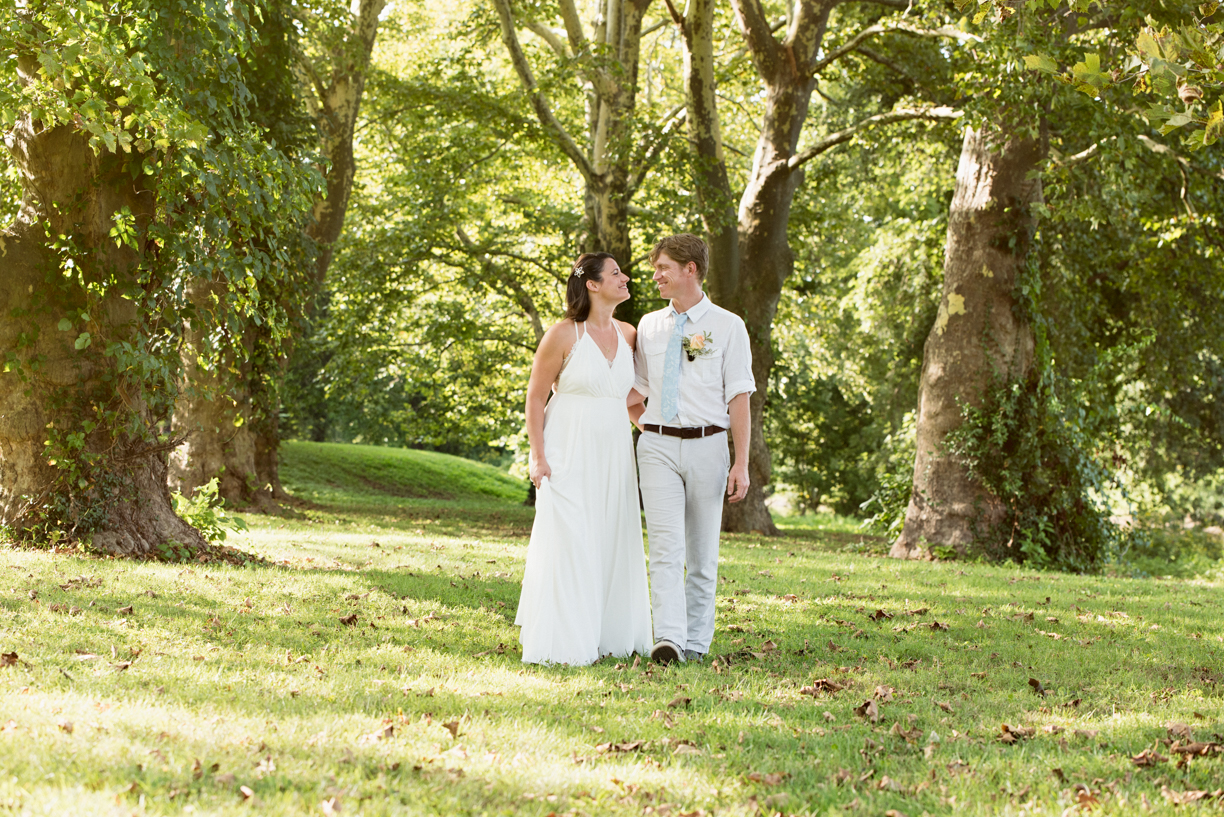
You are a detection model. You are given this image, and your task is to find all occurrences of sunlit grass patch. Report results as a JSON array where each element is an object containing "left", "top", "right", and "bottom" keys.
[{"left": 2, "top": 442, "right": 1224, "bottom": 814}]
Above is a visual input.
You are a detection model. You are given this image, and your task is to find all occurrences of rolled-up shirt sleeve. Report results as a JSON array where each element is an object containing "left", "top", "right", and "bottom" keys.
[
  {"left": 633, "top": 343, "right": 650, "bottom": 395},
  {"left": 722, "top": 316, "right": 756, "bottom": 404}
]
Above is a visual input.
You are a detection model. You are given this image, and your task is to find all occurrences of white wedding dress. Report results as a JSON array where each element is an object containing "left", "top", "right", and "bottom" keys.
[{"left": 516, "top": 321, "right": 653, "bottom": 665}]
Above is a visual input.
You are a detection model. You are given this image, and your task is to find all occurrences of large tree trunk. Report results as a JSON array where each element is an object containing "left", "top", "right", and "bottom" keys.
[
  {"left": 890, "top": 126, "right": 1042, "bottom": 559},
  {"left": 0, "top": 117, "right": 205, "bottom": 555},
  {"left": 712, "top": 0, "right": 834, "bottom": 534},
  {"left": 171, "top": 0, "right": 385, "bottom": 506}
]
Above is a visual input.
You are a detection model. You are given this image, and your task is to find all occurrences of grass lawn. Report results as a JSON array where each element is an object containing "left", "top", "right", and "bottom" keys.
[{"left": 2, "top": 440, "right": 1223, "bottom": 816}]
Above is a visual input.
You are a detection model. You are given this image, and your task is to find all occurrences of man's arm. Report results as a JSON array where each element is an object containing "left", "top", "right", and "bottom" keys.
[{"left": 726, "top": 391, "right": 750, "bottom": 503}]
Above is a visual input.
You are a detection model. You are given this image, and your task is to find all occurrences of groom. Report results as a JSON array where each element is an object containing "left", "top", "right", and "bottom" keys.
[{"left": 631, "top": 234, "right": 755, "bottom": 664}]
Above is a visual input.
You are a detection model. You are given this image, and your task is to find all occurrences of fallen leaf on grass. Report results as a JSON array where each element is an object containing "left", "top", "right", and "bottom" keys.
[
  {"left": 759, "top": 640, "right": 778, "bottom": 653},
  {"left": 338, "top": 614, "right": 358, "bottom": 626},
  {"left": 936, "top": 700, "right": 954, "bottom": 713},
  {"left": 1028, "top": 678, "right": 1048, "bottom": 697},
  {"left": 596, "top": 740, "right": 644, "bottom": 754},
  {"left": 240, "top": 785, "right": 256, "bottom": 801},
  {"left": 799, "top": 679, "right": 844, "bottom": 697},
  {"left": 1166, "top": 722, "right": 1193, "bottom": 740},
  {"left": 1131, "top": 748, "right": 1167, "bottom": 767},
  {"left": 873, "top": 685, "right": 894, "bottom": 702},
  {"left": 747, "top": 771, "right": 788, "bottom": 786},
  {"left": 999, "top": 724, "right": 1035, "bottom": 744},
  {"left": 117, "top": 605, "right": 133, "bottom": 615},
  {"left": 854, "top": 699, "right": 881, "bottom": 723},
  {"left": 1170, "top": 740, "right": 1222, "bottom": 756},
  {"left": 970, "top": 672, "right": 986, "bottom": 679},
  {"left": 0, "top": 653, "right": 18, "bottom": 668},
  {"left": 358, "top": 724, "right": 395, "bottom": 744},
  {"left": 869, "top": 609, "right": 893, "bottom": 622},
  {"left": 1161, "top": 787, "right": 1222, "bottom": 806},
  {"left": 1073, "top": 729, "right": 1099, "bottom": 739},
  {"left": 673, "top": 743, "right": 703, "bottom": 756},
  {"left": 667, "top": 695, "right": 691, "bottom": 709},
  {"left": 321, "top": 797, "right": 341, "bottom": 815},
  {"left": 57, "top": 720, "right": 73, "bottom": 733},
  {"left": 442, "top": 720, "right": 461, "bottom": 739},
  {"left": 891, "top": 721, "right": 922, "bottom": 743}
]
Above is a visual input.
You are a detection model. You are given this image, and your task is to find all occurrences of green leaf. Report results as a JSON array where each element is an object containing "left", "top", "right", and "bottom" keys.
[
  {"left": 1136, "top": 30, "right": 1161, "bottom": 60},
  {"left": 57, "top": 318, "right": 72, "bottom": 332},
  {"left": 1023, "top": 54, "right": 1060, "bottom": 74},
  {"left": 1204, "top": 99, "right": 1223, "bottom": 145},
  {"left": 74, "top": 332, "right": 91, "bottom": 350}
]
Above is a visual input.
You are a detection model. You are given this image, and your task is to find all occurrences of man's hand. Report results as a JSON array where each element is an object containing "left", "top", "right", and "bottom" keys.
[{"left": 726, "top": 461, "right": 750, "bottom": 503}]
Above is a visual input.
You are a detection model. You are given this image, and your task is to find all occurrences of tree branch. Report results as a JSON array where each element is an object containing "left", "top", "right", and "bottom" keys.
[
  {"left": 524, "top": 21, "right": 569, "bottom": 58},
  {"left": 838, "top": 0, "right": 913, "bottom": 9},
  {"left": 730, "top": 0, "right": 783, "bottom": 82},
  {"left": 455, "top": 228, "right": 547, "bottom": 343},
  {"left": 788, "top": 106, "right": 961, "bottom": 169},
  {"left": 489, "top": 0, "right": 597, "bottom": 183},
  {"left": 811, "top": 19, "right": 982, "bottom": 76},
  {"left": 557, "top": 0, "right": 589, "bottom": 55},
  {"left": 627, "top": 108, "right": 687, "bottom": 197}
]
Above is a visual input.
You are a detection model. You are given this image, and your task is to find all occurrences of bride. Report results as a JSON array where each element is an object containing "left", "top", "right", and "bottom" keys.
[{"left": 515, "top": 252, "right": 653, "bottom": 665}]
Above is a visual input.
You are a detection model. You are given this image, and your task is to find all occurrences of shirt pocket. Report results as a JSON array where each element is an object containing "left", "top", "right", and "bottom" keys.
[
  {"left": 692, "top": 348, "right": 724, "bottom": 386},
  {"left": 646, "top": 349, "right": 667, "bottom": 385}
]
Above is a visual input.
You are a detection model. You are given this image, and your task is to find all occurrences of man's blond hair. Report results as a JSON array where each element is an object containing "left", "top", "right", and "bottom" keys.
[{"left": 649, "top": 233, "right": 709, "bottom": 282}]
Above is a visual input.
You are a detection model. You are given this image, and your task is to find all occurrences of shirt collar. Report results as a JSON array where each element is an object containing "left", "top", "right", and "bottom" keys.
[{"left": 669, "top": 293, "right": 712, "bottom": 322}]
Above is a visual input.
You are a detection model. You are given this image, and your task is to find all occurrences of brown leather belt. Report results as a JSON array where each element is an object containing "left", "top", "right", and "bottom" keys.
[{"left": 642, "top": 423, "right": 726, "bottom": 439}]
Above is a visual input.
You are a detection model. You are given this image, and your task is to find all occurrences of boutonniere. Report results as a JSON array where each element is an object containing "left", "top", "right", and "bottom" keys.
[{"left": 682, "top": 331, "right": 714, "bottom": 362}]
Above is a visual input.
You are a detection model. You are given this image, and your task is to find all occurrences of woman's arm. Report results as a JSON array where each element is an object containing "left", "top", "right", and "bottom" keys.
[
  {"left": 622, "top": 321, "right": 646, "bottom": 428},
  {"left": 525, "top": 322, "right": 570, "bottom": 487}
]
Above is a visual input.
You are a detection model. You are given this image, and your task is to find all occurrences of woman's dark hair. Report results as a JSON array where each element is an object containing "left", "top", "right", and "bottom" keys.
[{"left": 563, "top": 252, "right": 617, "bottom": 323}]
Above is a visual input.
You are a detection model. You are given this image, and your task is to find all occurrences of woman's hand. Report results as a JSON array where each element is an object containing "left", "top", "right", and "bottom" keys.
[{"left": 530, "top": 457, "right": 552, "bottom": 488}]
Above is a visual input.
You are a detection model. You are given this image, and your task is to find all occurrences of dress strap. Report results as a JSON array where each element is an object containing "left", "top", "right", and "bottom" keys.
[{"left": 575, "top": 321, "right": 584, "bottom": 340}]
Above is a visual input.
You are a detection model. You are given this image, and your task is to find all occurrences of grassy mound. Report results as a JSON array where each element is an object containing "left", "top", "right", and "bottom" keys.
[{"left": 280, "top": 441, "right": 527, "bottom": 505}]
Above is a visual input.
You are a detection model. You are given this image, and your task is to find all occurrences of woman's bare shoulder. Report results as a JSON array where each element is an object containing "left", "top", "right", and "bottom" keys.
[{"left": 617, "top": 319, "right": 638, "bottom": 346}]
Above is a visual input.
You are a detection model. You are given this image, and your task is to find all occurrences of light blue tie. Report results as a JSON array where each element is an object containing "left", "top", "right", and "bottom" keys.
[{"left": 661, "top": 312, "right": 688, "bottom": 424}]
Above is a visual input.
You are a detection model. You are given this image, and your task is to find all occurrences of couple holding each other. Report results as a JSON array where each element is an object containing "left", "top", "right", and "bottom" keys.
[{"left": 515, "top": 233, "right": 755, "bottom": 666}]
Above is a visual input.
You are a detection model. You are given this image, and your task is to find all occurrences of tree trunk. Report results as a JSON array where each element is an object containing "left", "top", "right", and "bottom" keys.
[
  {"left": 890, "top": 126, "right": 1042, "bottom": 559},
  {"left": 0, "top": 117, "right": 205, "bottom": 556},
  {"left": 171, "top": 0, "right": 385, "bottom": 505}
]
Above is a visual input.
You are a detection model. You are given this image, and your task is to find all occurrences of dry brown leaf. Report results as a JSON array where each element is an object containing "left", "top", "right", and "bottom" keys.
[
  {"left": 799, "top": 679, "right": 844, "bottom": 697},
  {"left": 442, "top": 720, "right": 461, "bottom": 739},
  {"left": 596, "top": 740, "right": 644, "bottom": 753},
  {"left": 854, "top": 699, "right": 881, "bottom": 723},
  {"left": 667, "top": 695, "right": 691, "bottom": 709},
  {"left": 873, "top": 685, "right": 895, "bottom": 702},
  {"left": 1166, "top": 722, "right": 1193, "bottom": 740},
  {"left": 1131, "top": 748, "right": 1167, "bottom": 767},
  {"left": 338, "top": 614, "right": 358, "bottom": 626},
  {"left": 240, "top": 785, "right": 256, "bottom": 801},
  {"left": 1170, "top": 740, "right": 1222, "bottom": 756},
  {"left": 117, "top": 605, "right": 133, "bottom": 615},
  {"left": 936, "top": 700, "right": 954, "bottom": 713},
  {"left": 747, "top": 771, "right": 788, "bottom": 786},
  {"left": 57, "top": 720, "right": 73, "bottom": 733},
  {"left": 0, "top": 653, "right": 17, "bottom": 668},
  {"left": 869, "top": 609, "right": 893, "bottom": 622}
]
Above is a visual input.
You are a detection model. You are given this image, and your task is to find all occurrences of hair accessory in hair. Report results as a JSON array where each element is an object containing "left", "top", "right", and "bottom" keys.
[{"left": 571, "top": 265, "right": 585, "bottom": 278}]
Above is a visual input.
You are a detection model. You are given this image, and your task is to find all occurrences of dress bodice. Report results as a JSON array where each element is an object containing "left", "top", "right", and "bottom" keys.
[{"left": 555, "top": 322, "right": 634, "bottom": 400}]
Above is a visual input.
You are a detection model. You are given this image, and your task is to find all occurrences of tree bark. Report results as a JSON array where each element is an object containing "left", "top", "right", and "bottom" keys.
[
  {"left": 670, "top": 0, "right": 962, "bottom": 533},
  {"left": 172, "top": 0, "right": 385, "bottom": 505},
  {"left": 0, "top": 115, "right": 205, "bottom": 555},
  {"left": 890, "top": 126, "right": 1042, "bottom": 559},
  {"left": 491, "top": 0, "right": 657, "bottom": 321}
]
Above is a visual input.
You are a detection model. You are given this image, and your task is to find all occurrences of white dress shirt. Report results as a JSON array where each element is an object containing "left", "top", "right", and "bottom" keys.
[{"left": 634, "top": 294, "right": 756, "bottom": 428}]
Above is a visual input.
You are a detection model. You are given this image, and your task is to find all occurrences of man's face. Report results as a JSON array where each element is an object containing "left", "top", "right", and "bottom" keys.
[{"left": 651, "top": 252, "right": 695, "bottom": 300}]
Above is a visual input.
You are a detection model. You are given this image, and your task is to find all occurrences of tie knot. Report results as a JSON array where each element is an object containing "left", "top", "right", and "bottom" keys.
[{"left": 675, "top": 313, "right": 688, "bottom": 330}]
